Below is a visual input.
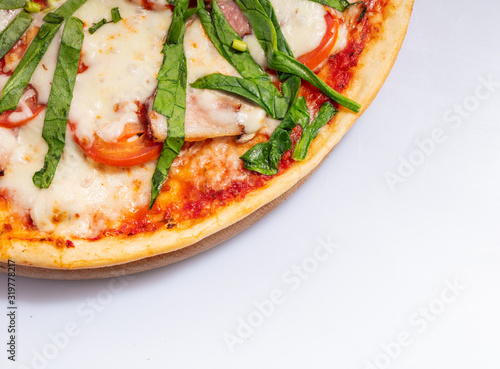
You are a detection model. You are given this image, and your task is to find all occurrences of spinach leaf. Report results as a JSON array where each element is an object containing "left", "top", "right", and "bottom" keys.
[
  {"left": 0, "top": 0, "right": 26, "bottom": 10},
  {"left": 194, "top": 0, "right": 289, "bottom": 119},
  {"left": 292, "top": 102, "right": 337, "bottom": 161},
  {"left": 191, "top": 73, "right": 289, "bottom": 119},
  {"left": 280, "top": 74, "right": 301, "bottom": 109},
  {"left": 0, "top": 10, "right": 32, "bottom": 60},
  {"left": 255, "top": 0, "right": 301, "bottom": 111},
  {"left": 210, "top": 0, "right": 268, "bottom": 80},
  {"left": 237, "top": 0, "right": 303, "bottom": 173},
  {"left": 240, "top": 96, "right": 309, "bottom": 175},
  {"left": 234, "top": 0, "right": 361, "bottom": 112},
  {"left": 150, "top": 0, "right": 189, "bottom": 208},
  {"left": 33, "top": 17, "right": 84, "bottom": 188},
  {"left": 182, "top": 1, "right": 200, "bottom": 21},
  {"left": 0, "top": 0, "right": 87, "bottom": 114},
  {"left": 196, "top": 0, "right": 228, "bottom": 60},
  {"left": 256, "top": 0, "right": 295, "bottom": 82},
  {"left": 43, "top": 13, "right": 64, "bottom": 24},
  {"left": 257, "top": 0, "right": 293, "bottom": 58}
]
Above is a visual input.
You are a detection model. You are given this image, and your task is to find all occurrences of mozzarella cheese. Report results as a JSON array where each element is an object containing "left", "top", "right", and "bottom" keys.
[
  {"left": 0, "top": 127, "right": 16, "bottom": 170},
  {"left": 0, "top": 0, "right": 351, "bottom": 237},
  {"left": 0, "top": 10, "right": 21, "bottom": 31},
  {"left": 69, "top": 0, "right": 171, "bottom": 142},
  {"left": 245, "top": 0, "right": 327, "bottom": 68}
]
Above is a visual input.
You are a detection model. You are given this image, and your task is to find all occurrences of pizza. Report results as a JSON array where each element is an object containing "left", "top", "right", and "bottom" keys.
[{"left": 0, "top": 0, "right": 413, "bottom": 278}]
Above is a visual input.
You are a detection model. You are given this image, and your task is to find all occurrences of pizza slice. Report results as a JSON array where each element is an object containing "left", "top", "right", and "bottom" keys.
[{"left": 0, "top": 0, "right": 413, "bottom": 278}]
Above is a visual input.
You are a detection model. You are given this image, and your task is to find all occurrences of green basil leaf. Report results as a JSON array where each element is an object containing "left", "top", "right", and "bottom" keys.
[
  {"left": 0, "top": 10, "right": 32, "bottom": 60},
  {"left": 33, "top": 17, "right": 84, "bottom": 188},
  {"left": 150, "top": 0, "right": 189, "bottom": 208}
]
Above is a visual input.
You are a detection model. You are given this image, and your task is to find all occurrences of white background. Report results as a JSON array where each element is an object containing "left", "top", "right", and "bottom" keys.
[{"left": 2, "top": 0, "right": 500, "bottom": 368}]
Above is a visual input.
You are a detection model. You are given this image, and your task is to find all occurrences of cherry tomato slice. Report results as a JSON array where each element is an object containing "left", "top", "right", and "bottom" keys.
[
  {"left": 297, "top": 12, "right": 339, "bottom": 71},
  {"left": 0, "top": 85, "right": 45, "bottom": 128},
  {"left": 0, "top": 26, "right": 39, "bottom": 76},
  {"left": 69, "top": 122, "right": 162, "bottom": 167}
]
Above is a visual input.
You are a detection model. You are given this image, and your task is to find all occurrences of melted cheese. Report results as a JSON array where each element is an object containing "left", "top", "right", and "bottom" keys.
[
  {"left": 270, "top": 0, "right": 327, "bottom": 57},
  {"left": 0, "top": 0, "right": 353, "bottom": 237},
  {"left": 0, "top": 127, "right": 16, "bottom": 170},
  {"left": 185, "top": 18, "right": 266, "bottom": 136},
  {"left": 0, "top": 111, "right": 156, "bottom": 238},
  {"left": 245, "top": 0, "right": 327, "bottom": 68},
  {"left": 7, "top": 88, "right": 35, "bottom": 123},
  {"left": 0, "top": 10, "right": 22, "bottom": 32},
  {"left": 30, "top": 29, "right": 63, "bottom": 104},
  {"left": 69, "top": 0, "right": 171, "bottom": 142}
]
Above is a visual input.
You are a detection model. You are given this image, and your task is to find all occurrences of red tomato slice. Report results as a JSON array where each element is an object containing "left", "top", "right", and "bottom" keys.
[
  {"left": 0, "top": 85, "right": 45, "bottom": 128},
  {"left": 297, "top": 11, "right": 339, "bottom": 71},
  {"left": 0, "top": 26, "right": 39, "bottom": 76},
  {"left": 69, "top": 121, "right": 163, "bottom": 167}
]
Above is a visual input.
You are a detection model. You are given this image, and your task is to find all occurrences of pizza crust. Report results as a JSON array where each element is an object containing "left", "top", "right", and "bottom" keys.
[{"left": 0, "top": 0, "right": 414, "bottom": 279}]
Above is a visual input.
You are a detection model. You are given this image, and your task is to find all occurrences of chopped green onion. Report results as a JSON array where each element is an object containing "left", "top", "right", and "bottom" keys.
[
  {"left": 231, "top": 39, "right": 247, "bottom": 52},
  {"left": 88, "top": 18, "right": 106, "bottom": 34},
  {"left": 89, "top": 8, "right": 122, "bottom": 34},
  {"left": 24, "top": 1, "right": 40, "bottom": 12},
  {"left": 111, "top": 7, "right": 122, "bottom": 23}
]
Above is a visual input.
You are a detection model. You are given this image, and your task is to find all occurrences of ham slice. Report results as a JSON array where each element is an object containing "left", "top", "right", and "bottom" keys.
[
  {"left": 147, "top": 90, "right": 244, "bottom": 142},
  {"left": 217, "top": 0, "right": 252, "bottom": 37}
]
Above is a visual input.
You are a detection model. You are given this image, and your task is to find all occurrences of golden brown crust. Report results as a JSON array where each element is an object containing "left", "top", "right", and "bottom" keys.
[{"left": 0, "top": 0, "right": 414, "bottom": 279}]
